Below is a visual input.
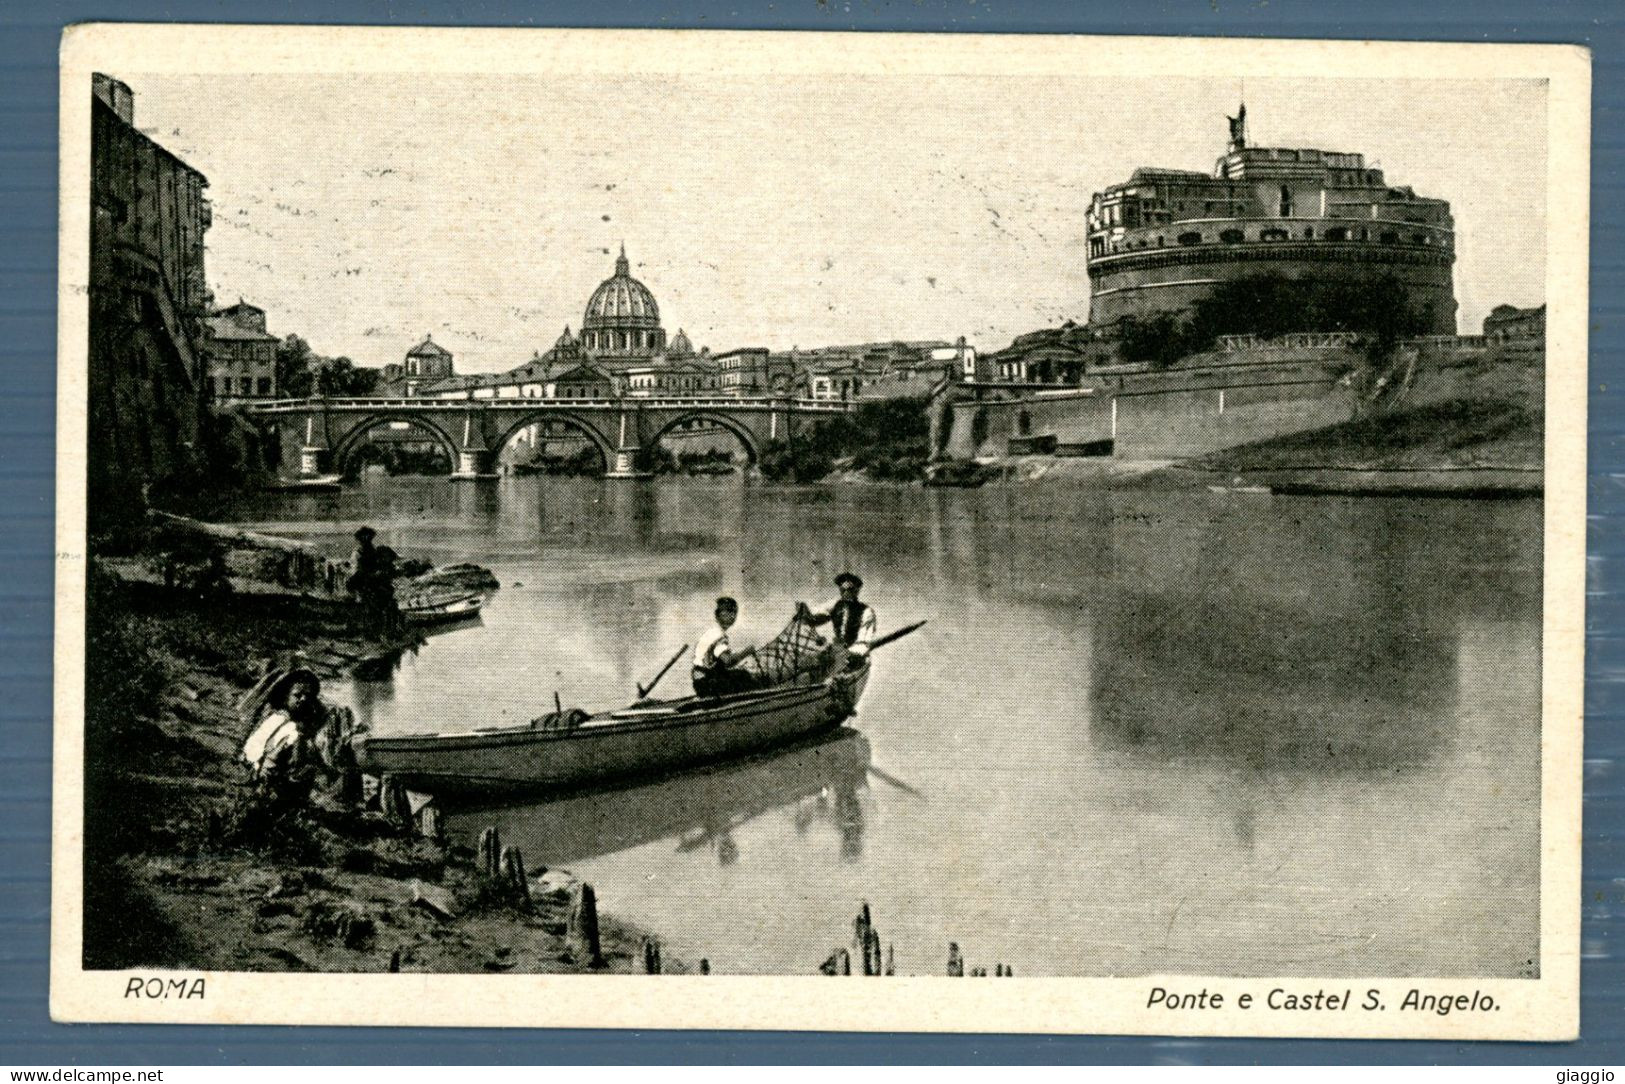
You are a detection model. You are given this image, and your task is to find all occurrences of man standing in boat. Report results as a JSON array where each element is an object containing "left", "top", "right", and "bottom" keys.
[
  {"left": 692, "top": 596, "right": 760, "bottom": 698},
  {"left": 347, "top": 526, "right": 397, "bottom": 625},
  {"left": 800, "top": 572, "right": 877, "bottom": 661}
]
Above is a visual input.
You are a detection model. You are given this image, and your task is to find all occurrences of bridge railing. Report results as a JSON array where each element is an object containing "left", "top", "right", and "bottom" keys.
[{"left": 247, "top": 395, "right": 854, "bottom": 413}]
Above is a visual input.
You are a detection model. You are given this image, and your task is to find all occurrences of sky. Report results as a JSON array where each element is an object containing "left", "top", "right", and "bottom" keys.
[{"left": 128, "top": 72, "right": 1548, "bottom": 374}]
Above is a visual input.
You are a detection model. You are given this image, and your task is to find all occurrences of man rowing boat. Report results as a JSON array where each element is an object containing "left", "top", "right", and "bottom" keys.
[
  {"left": 799, "top": 572, "right": 877, "bottom": 658},
  {"left": 691, "top": 596, "right": 760, "bottom": 698}
]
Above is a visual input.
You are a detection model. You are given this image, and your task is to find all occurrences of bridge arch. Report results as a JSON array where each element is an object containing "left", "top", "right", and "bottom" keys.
[
  {"left": 492, "top": 411, "right": 617, "bottom": 474},
  {"left": 331, "top": 414, "right": 460, "bottom": 477},
  {"left": 646, "top": 410, "right": 764, "bottom": 466}
]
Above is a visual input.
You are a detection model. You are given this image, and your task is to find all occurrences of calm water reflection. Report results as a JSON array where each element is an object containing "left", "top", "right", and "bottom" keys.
[{"left": 224, "top": 475, "right": 1541, "bottom": 978}]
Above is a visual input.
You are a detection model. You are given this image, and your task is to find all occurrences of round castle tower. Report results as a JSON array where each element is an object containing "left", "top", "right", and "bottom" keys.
[{"left": 1084, "top": 106, "right": 1458, "bottom": 334}]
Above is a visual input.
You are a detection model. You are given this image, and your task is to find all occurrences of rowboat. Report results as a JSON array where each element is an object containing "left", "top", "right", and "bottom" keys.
[
  {"left": 407, "top": 563, "right": 500, "bottom": 593},
  {"left": 264, "top": 474, "right": 343, "bottom": 493},
  {"left": 398, "top": 589, "right": 484, "bottom": 624},
  {"left": 352, "top": 657, "right": 871, "bottom": 797}
]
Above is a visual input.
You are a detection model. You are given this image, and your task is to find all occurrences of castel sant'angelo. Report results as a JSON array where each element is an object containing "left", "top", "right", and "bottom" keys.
[{"left": 1084, "top": 106, "right": 1458, "bottom": 334}]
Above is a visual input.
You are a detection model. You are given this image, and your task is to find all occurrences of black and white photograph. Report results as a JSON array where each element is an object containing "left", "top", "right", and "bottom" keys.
[{"left": 51, "top": 26, "right": 1588, "bottom": 1037}]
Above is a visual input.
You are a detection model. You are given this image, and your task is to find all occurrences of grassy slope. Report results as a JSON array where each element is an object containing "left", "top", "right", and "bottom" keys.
[{"left": 1197, "top": 397, "right": 1543, "bottom": 474}]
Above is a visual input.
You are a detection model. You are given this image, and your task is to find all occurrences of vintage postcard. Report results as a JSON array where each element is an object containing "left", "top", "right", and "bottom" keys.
[{"left": 52, "top": 25, "right": 1588, "bottom": 1038}]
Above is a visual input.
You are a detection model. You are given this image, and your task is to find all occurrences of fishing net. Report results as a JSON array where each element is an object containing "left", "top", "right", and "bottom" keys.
[{"left": 745, "top": 610, "right": 831, "bottom": 686}]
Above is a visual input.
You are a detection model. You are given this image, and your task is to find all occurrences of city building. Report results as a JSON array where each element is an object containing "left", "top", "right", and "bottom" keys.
[
  {"left": 369, "top": 247, "right": 968, "bottom": 403},
  {"left": 401, "top": 335, "right": 454, "bottom": 394},
  {"left": 547, "top": 363, "right": 616, "bottom": 399},
  {"left": 205, "top": 300, "right": 279, "bottom": 402},
  {"left": 714, "top": 347, "right": 796, "bottom": 397},
  {"left": 1483, "top": 303, "right": 1546, "bottom": 344},
  {"left": 1085, "top": 106, "right": 1458, "bottom": 333},
  {"left": 807, "top": 358, "right": 867, "bottom": 402},
  {"left": 89, "top": 73, "right": 213, "bottom": 525},
  {"left": 624, "top": 360, "right": 718, "bottom": 397},
  {"left": 581, "top": 244, "right": 666, "bottom": 359}
]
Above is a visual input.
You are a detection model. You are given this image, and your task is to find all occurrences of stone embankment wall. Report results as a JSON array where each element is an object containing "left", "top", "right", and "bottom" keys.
[{"left": 938, "top": 338, "right": 1542, "bottom": 463}]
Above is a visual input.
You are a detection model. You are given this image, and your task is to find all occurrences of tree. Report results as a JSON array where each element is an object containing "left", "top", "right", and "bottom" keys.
[
  {"left": 275, "top": 334, "right": 316, "bottom": 398},
  {"left": 314, "top": 357, "right": 379, "bottom": 397}
]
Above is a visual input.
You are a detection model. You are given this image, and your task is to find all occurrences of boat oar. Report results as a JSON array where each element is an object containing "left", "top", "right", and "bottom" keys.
[
  {"left": 637, "top": 643, "right": 689, "bottom": 701},
  {"left": 864, "top": 620, "right": 927, "bottom": 653}
]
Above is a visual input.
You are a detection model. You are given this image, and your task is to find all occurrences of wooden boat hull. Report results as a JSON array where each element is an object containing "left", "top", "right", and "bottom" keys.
[
  {"left": 401, "top": 593, "right": 483, "bottom": 624},
  {"left": 265, "top": 475, "right": 343, "bottom": 493},
  {"left": 353, "top": 660, "right": 870, "bottom": 797}
]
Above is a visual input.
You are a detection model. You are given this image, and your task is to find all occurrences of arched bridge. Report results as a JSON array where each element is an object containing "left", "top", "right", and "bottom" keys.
[{"left": 244, "top": 395, "right": 856, "bottom": 479}]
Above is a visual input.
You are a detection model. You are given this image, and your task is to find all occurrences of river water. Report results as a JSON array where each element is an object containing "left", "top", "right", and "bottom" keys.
[{"left": 222, "top": 475, "right": 1542, "bottom": 978}]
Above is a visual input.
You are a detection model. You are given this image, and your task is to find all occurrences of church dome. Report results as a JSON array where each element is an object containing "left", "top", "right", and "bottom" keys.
[
  {"left": 580, "top": 245, "right": 666, "bottom": 357},
  {"left": 668, "top": 328, "right": 694, "bottom": 356}
]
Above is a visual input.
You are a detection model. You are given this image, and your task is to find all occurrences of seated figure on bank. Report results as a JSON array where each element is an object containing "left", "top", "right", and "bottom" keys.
[{"left": 233, "top": 668, "right": 351, "bottom": 838}]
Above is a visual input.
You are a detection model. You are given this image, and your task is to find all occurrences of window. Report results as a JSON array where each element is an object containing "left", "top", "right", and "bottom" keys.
[
  {"left": 1379, "top": 230, "right": 1399, "bottom": 244},
  {"left": 239, "top": 377, "right": 252, "bottom": 395},
  {"left": 1279, "top": 185, "right": 1294, "bottom": 216},
  {"left": 257, "top": 377, "right": 271, "bottom": 395},
  {"left": 1324, "top": 227, "right": 1348, "bottom": 241},
  {"left": 1303, "top": 227, "right": 1315, "bottom": 239},
  {"left": 1178, "top": 231, "right": 1202, "bottom": 246},
  {"left": 1220, "top": 228, "right": 1245, "bottom": 244}
]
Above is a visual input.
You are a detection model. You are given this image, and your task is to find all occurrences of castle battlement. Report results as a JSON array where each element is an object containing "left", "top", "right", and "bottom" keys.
[{"left": 1085, "top": 106, "right": 1458, "bottom": 334}]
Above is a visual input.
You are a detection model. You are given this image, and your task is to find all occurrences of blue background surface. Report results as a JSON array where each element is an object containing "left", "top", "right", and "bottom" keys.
[{"left": 1, "top": 0, "right": 1618, "bottom": 1065}]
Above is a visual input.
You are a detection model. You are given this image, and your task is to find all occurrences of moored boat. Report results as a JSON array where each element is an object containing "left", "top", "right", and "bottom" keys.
[
  {"left": 264, "top": 474, "right": 343, "bottom": 493},
  {"left": 352, "top": 657, "right": 871, "bottom": 797},
  {"left": 398, "top": 588, "right": 484, "bottom": 624}
]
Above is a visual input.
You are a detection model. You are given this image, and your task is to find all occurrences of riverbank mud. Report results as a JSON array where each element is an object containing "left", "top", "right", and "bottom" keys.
[{"left": 81, "top": 538, "right": 676, "bottom": 976}]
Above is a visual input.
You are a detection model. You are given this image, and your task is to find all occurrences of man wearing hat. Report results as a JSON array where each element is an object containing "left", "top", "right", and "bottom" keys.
[
  {"left": 800, "top": 572, "right": 877, "bottom": 658},
  {"left": 347, "top": 526, "right": 395, "bottom": 619}
]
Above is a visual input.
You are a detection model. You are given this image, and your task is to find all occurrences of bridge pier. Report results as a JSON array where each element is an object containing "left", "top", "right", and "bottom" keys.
[
  {"left": 298, "top": 417, "right": 332, "bottom": 478},
  {"left": 299, "top": 445, "right": 332, "bottom": 477},
  {"left": 604, "top": 409, "right": 652, "bottom": 479},
  {"left": 451, "top": 448, "right": 497, "bottom": 479},
  {"left": 605, "top": 445, "right": 653, "bottom": 480},
  {"left": 450, "top": 416, "right": 498, "bottom": 480}
]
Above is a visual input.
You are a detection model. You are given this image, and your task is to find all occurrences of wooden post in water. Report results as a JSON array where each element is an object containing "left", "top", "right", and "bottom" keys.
[
  {"left": 378, "top": 774, "right": 408, "bottom": 828},
  {"left": 947, "top": 942, "right": 964, "bottom": 977},
  {"left": 478, "top": 826, "right": 501, "bottom": 880},
  {"left": 418, "top": 804, "right": 442, "bottom": 842},
  {"left": 499, "top": 846, "right": 529, "bottom": 902},
  {"left": 570, "top": 883, "right": 606, "bottom": 968}
]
